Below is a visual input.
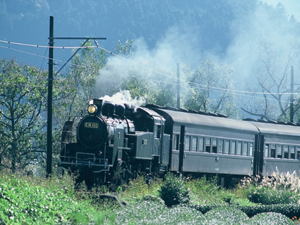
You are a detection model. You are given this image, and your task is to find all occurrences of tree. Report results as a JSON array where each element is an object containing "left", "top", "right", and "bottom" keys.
[
  {"left": 241, "top": 42, "right": 300, "bottom": 122},
  {"left": 183, "top": 58, "right": 238, "bottom": 118},
  {"left": 67, "top": 40, "right": 106, "bottom": 108},
  {"left": 0, "top": 59, "right": 48, "bottom": 172}
]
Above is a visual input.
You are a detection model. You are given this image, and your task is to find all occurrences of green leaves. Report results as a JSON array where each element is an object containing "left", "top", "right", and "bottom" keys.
[
  {"left": 159, "top": 173, "right": 191, "bottom": 207},
  {"left": 0, "top": 59, "right": 48, "bottom": 172}
]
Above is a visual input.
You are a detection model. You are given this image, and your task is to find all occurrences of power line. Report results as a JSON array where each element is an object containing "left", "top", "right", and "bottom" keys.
[
  {"left": 1, "top": 39, "right": 299, "bottom": 98},
  {"left": 0, "top": 39, "right": 97, "bottom": 49},
  {"left": 0, "top": 45, "right": 64, "bottom": 63}
]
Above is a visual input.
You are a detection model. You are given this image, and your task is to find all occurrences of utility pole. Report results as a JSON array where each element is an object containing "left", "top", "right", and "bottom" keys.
[
  {"left": 46, "top": 16, "right": 106, "bottom": 176},
  {"left": 290, "top": 66, "right": 294, "bottom": 123},
  {"left": 177, "top": 63, "right": 180, "bottom": 108},
  {"left": 47, "top": 16, "right": 54, "bottom": 176}
]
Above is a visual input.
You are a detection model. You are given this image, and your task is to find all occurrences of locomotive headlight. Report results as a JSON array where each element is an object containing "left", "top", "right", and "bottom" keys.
[{"left": 87, "top": 104, "right": 97, "bottom": 114}]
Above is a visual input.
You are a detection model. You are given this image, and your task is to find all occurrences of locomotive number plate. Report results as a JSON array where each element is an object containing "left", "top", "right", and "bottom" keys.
[{"left": 84, "top": 122, "right": 99, "bottom": 129}]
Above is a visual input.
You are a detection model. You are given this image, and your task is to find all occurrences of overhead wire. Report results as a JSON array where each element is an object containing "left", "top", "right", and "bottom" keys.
[
  {"left": 1, "top": 38, "right": 299, "bottom": 101},
  {"left": 0, "top": 39, "right": 97, "bottom": 49}
]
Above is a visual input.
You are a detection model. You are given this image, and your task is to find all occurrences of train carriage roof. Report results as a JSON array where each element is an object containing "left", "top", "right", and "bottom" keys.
[
  {"left": 147, "top": 106, "right": 259, "bottom": 133},
  {"left": 250, "top": 121, "right": 300, "bottom": 137}
]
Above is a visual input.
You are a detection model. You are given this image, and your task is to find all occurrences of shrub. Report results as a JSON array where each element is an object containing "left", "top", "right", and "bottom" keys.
[
  {"left": 115, "top": 201, "right": 207, "bottom": 224},
  {"left": 159, "top": 173, "right": 190, "bottom": 207},
  {"left": 241, "top": 168, "right": 300, "bottom": 205},
  {"left": 247, "top": 185, "right": 297, "bottom": 204},
  {"left": 205, "top": 206, "right": 249, "bottom": 224},
  {"left": 248, "top": 212, "right": 293, "bottom": 225}
]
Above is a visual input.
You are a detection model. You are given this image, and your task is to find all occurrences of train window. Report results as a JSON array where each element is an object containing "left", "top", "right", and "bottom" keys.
[
  {"left": 205, "top": 138, "right": 211, "bottom": 153},
  {"left": 249, "top": 142, "right": 253, "bottom": 156},
  {"left": 230, "top": 141, "right": 236, "bottom": 155},
  {"left": 198, "top": 137, "right": 204, "bottom": 152},
  {"left": 264, "top": 144, "right": 269, "bottom": 158},
  {"left": 290, "top": 146, "right": 295, "bottom": 159},
  {"left": 271, "top": 148, "right": 276, "bottom": 158},
  {"left": 185, "top": 136, "right": 191, "bottom": 151},
  {"left": 242, "top": 142, "right": 248, "bottom": 156},
  {"left": 218, "top": 139, "right": 223, "bottom": 153},
  {"left": 249, "top": 143, "right": 253, "bottom": 156},
  {"left": 283, "top": 145, "right": 289, "bottom": 159},
  {"left": 276, "top": 145, "right": 282, "bottom": 158},
  {"left": 224, "top": 140, "right": 229, "bottom": 154},
  {"left": 173, "top": 134, "right": 179, "bottom": 150},
  {"left": 218, "top": 139, "right": 224, "bottom": 154},
  {"left": 237, "top": 141, "right": 242, "bottom": 155},
  {"left": 297, "top": 147, "right": 300, "bottom": 160},
  {"left": 191, "top": 137, "right": 197, "bottom": 151},
  {"left": 270, "top": 145, "right": 275, "bottom": 158},
  {"left": 212, "top": 138, "right": 217, "bottom": 153}
]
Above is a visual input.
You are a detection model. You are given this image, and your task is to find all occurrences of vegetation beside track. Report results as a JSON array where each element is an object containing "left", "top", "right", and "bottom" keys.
[{"left": 0, "top": 169, "right": 300, "bottom": 224}]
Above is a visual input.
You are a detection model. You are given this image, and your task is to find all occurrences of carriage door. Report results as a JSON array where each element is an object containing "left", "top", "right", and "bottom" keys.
[
  {"left": 179, "top": 125, "right": 185, "bottom": 173},
  {"left": 253, "top": 134, "right": 264, "bottom": 176}
]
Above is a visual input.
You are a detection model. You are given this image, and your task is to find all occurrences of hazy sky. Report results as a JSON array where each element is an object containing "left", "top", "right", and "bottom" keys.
[{"left": 262, "top": 0, "right": 300, "bottom": 21}]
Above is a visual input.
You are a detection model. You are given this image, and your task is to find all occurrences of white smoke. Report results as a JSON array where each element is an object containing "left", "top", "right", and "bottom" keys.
[
  {"left": 94, "top": 1, "right": 300, "bottom": 119},
  {"left": 93, "top": 26, "right": 203, "bottom": 100},
  {"left": 101, "top": 90, "right": 146, "bottom": 108}
]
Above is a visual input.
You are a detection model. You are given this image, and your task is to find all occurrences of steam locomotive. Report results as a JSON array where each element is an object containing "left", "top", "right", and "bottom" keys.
[{"left": 59, "top": 98, "right": 300, "bottom": 187}]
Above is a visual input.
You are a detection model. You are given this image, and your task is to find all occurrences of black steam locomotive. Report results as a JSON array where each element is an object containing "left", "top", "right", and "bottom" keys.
[{"left": 59, "top": 98, "right": 300, "bottom": 187}]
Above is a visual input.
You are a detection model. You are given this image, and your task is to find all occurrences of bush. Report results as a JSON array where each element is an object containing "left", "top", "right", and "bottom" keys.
[
  {"left": 247, "top": 212, "right": 293, "bottom": 225},
  {"left": 115, "top": 201, "right": 207, "bottom": 224},
  {"left": 241, "top": 168, "right": 300, "bottom": 205},
  {"left": 239, "top": 204, "right": 300, "bottom": 219},
  {"left": 205, "top": 206, "right": 249, "bottom": 224},
  {"left": 159, "top": 173, "right": 190, "bottom": 207},
  {"left": 247, "top": 185, "right": 297, "bottom": 204}
]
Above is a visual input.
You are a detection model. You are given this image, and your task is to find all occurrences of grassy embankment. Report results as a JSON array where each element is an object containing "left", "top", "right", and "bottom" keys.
[{"left": 0, "top": 169, "right": 300, "bottom": 224}]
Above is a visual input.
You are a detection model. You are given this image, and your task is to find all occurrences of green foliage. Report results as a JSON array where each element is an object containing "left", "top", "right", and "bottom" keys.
[
  {"left": 185, "top": 176, "right": 228, "bottom": 205},
  {"left": 115, "top": 201, "right": 207, "bottom": 225},
  {"left": 183, "top": 58, "right": 238, "bottom": 118},
  {"left": 246, "top": 185, "right": 297, "bottom": 204},
  {"left": 246, "top": 212, "right": 293, "bottom": 225},
  {"left": 119, "top": 175, "right": 162, "bottom": 201},
  {"left": 205, "top": 206, "right": 249, "bottom": 224},
  {"left": 238, "top": 204, "right": 300, "bottom": 219},
  {"left": 0, "top": 59, "right": 48, "bottom": 172},
  {"left": 116, "top": 39, "right": 133, "bottom": 56},
  {"left": 241, "top": 169, "right": 300, "bottom": 205},
  {"left": 0, "top": 171, "right": 105, "bottom": 224},
  {"left": 159, "top": 173, "right": 190, "bottom": 207},
  {"left": 142, "top": 194, "right": 165, "bottom": 205}
]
